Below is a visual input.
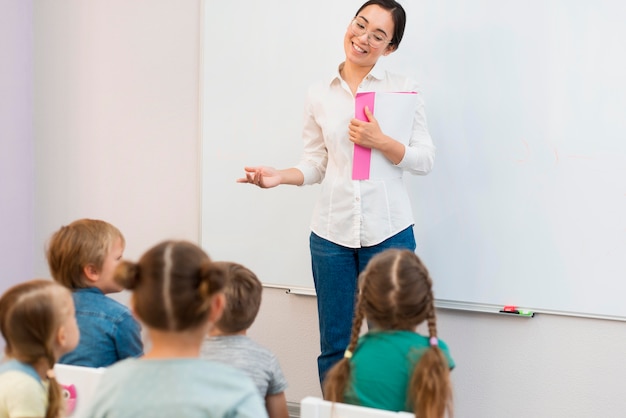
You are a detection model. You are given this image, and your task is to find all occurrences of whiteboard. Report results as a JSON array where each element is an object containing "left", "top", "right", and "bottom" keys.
[{"left": 201, "top": 0, "right": 626, "bottom": 319}]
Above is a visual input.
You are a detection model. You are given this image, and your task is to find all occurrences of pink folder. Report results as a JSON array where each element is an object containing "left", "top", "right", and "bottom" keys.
[{"left": 352, "top": 91, "right": 418, "bottom": 180}]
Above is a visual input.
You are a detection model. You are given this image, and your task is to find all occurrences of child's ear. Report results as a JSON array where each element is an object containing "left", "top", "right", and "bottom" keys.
[
  {"left": 56, "top": 325, "right": 68, "bottom": 348},
  {"left": 83, "top": 264, "right": 100, "bottom": 283},
  {"left": 208, "top": 293, "right": 225, "bottom": 325}
]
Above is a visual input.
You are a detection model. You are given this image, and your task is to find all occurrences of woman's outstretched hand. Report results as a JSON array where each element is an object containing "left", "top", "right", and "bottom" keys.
[{"left": 237, "top": 166, "right": 282, "bottom": 189}]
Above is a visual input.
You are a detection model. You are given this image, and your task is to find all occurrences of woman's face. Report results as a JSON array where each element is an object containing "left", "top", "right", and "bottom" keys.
[{"left": 344, "top": 4, "right": 396, "bottom": 69}]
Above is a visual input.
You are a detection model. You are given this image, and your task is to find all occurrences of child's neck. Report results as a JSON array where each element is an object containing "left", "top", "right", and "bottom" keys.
[
  {"left": 143, "top": 329, "right": 204, "bottom": 359},
  {"left": 31, "top": 357, "right": 51, "bottom": 380},
  {"left": 208, "top": 328, "right": 247, "bottom": 337}
]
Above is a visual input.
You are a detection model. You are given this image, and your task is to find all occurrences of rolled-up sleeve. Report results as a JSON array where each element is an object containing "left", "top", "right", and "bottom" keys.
[{"left": 294, "top": 87, "right": 328, "bottom": 185}]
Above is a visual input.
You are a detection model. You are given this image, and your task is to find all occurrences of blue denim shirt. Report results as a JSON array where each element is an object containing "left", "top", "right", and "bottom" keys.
[{"left": 59, "top": 288, "right": 143, "bottom": 367}]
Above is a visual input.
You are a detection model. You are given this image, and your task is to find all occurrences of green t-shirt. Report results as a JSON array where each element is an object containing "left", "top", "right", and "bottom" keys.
[{"left": 344, "top": 330, "right": 455, "bottom": 412}]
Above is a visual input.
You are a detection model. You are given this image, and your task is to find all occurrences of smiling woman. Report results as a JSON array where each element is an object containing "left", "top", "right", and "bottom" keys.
[
  {"left": 212, "top": 0, "right": 437, "bottom": 388},
  {"left": 203, "top": 0, "right": 626, "bottom": 326},
  {"left": 349, "top": 17, "right": 392, "bottom": 49}
]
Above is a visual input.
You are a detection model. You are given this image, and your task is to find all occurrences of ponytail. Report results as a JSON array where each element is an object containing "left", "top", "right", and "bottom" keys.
[
  {"left": 45, "top": 350, "right": 64, "bottom": 418},
  {"left": 196, "top": 259, "right": 227, "bottom": 318},
  {"left": 46, "top": 370, "right": 64, "bottom": 418}
]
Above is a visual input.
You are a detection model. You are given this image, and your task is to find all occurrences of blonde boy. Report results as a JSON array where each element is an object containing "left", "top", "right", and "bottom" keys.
[{"left": 46, "top": 218, "right": 143, "bottom": 367}]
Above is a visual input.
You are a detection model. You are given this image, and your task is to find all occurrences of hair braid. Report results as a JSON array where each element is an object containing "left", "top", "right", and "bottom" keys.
[
  {"left": 425, "top": 272, "right": 437, "bottom": 340},
  {"left": 44, "top": 348, "right": 63, "bottom": 418},
  {"left": 322, "top": 277, "right": 368, "bottom": 402},
  {"left": 408, "top": 273, "right": 453, "bottom": 418}
]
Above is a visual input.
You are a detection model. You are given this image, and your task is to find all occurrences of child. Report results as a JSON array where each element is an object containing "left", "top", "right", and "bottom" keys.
[
  {"left": 86, "top": 240, "right": 268, "bottom": 418},
  {"left": 323, "top": 249, "right": 454, "bottom": 418},
  {"left": 0, "top": 279, "right": 80, "bottom": 418},
  {"left": 46, "top": 218, "right": 143, "bottom": 367},
  {"left": 200, "top": 262, "right": 289, "bottom": 418}
]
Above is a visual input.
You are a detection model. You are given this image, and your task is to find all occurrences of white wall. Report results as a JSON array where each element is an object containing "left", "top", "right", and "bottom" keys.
[{"left": 28, "top": 1, "right": 626, "bottom": 417}]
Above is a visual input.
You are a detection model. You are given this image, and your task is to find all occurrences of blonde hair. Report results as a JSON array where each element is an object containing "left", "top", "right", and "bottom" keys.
[
  {"left": 114, "top": 240, "right": 225, "bottom": 331},
  {"left": 0, "top": 280, "right": 72, "bottom": 418},
  {"left": 323, "top": 249, "right": 453, "bottom": 418},
  {"left": 213, "top": 262, "right": 262, "bottom": 333},
  {"left": 46, "top": 219, "right": 125, "bottom": 289}
]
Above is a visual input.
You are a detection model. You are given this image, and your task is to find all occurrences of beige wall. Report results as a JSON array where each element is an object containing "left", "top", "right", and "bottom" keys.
[
  {"left": 29, "top": 1, "right": 626, "bottom": 417},
  {"left": 33, "top": 0, "right": 201, "bottom": 269}
]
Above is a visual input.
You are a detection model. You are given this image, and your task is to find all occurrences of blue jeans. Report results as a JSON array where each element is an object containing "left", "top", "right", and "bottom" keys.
[{"left": 310, "top": 226, "right": 416, "bottom": 385}]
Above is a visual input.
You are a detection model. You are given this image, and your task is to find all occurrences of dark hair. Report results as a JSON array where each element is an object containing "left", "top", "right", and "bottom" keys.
[
  {"left": 323, "top": 249, "right": 453, "bottom": 418},
  {"left": 114, "top": 240, "right": 225, "bottom": 331},
  {"left": 0, "top": 280, "right": 71, "bottom": 418},
  {"left": 213, "top": 262, "right": 262, "bottom": 333},
  {"left": 46, "top": 218, "right": 125, "bottom": 289},
  {"left": 355, "top": 0, "right": 406, "bottom": 49}
]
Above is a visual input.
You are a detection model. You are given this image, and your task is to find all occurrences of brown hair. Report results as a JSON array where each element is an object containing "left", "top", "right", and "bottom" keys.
[
  {"left": 323, "top": 249, "right": 453, "bottom": 418},
  {"left": 355, "top": 0, "right": 406, "bottom": 49},
  {"left": 213, "top": 261, "right": 262, "bottom": 333},
  {"left": 114, "top": 240, "right": 225, "bottom": 331},
  {"left": 46, "top": 219, "right": 125, "bottom": 289},
  {"left": 0, "top": 280, "right": 71, "bottom": 418}
]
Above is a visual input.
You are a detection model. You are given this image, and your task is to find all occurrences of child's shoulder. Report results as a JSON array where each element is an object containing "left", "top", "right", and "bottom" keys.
[
  {"left": 106, "top": 358, "right": 251, "bottom": 383},
  {"left": 206, "top": 335, "right": 277, "bottom": 358},
  {"left": 362, "top": 329, "right": 435, "bottom": 348},
  {"left": 0, "top": 369, "right": 46, "bottom": 403},
  {"left": 72, "top": 288, "right": 132, "bottom": 316}
]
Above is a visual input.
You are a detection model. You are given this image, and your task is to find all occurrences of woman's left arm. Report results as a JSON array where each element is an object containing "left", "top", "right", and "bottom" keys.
[{"left": 348, "top": 94, "right": 435, "bottom": 175}]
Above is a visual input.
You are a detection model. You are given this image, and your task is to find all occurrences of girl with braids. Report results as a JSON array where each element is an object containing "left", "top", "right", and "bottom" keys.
[
  {"left": 323, "top": 249, "right": 454, "bottom": 418},
  {"left": 86, "top": 240, "right": 267, "bottom": 418},
  {"left": 0, "top": 279, "right": 80, "bottom": 418}
]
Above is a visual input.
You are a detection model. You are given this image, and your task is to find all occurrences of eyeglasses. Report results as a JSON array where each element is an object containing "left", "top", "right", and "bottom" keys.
[{"left": 349, "top": 18, "right": 391, "bottom": 49}]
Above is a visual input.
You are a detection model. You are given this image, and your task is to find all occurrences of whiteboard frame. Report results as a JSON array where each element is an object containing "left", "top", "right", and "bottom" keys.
[{"left": 199, "top": 0, "right": 626, "bottom": 322}]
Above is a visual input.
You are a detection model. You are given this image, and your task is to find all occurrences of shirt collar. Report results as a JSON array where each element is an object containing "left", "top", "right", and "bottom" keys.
[
  {"left": 327, "top": 61, "right": 386, "bottom": 86},
  {"left": 74, "top": 287, "right": 104, "bottom": 295}
]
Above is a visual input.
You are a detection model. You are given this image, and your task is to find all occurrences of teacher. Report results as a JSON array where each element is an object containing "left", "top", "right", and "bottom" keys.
[{"left": 238, "top": 0, "right": 435, "bottom": 386}]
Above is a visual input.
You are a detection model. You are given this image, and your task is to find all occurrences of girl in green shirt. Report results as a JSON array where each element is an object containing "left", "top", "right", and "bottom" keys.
[{"left": 323, "top": 248, "right": 454, "bottom": 418}]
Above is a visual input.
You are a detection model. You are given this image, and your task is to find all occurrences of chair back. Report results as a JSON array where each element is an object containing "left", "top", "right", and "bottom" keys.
[
  {"left": 300, "top": 396, "right": 415, "bottom": 418},
  {"left": 54, "top": 363, "right": 106, "bottom": 418}
]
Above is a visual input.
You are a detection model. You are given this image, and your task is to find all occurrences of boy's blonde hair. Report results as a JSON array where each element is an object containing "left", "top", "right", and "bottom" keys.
[{"left": 46, "top": 219, "right": 125, "bottom": 289}]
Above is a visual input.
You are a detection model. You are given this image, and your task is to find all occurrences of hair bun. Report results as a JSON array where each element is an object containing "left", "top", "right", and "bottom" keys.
[
  {"left": 197, "top": 261, "right": 226, "bottom": 298},
  {"left": 114, "top": 261, "right": 141, "bottom": 290}
]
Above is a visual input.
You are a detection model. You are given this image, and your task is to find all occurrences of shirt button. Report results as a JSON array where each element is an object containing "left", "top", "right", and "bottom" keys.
[{"left": 355, "top": 197, "right": 360, "bottom": 202}]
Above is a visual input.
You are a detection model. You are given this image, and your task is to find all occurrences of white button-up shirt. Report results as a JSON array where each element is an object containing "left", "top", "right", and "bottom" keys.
[{"left": 294, "top": 62, "right": 435, "bottom": 248}]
